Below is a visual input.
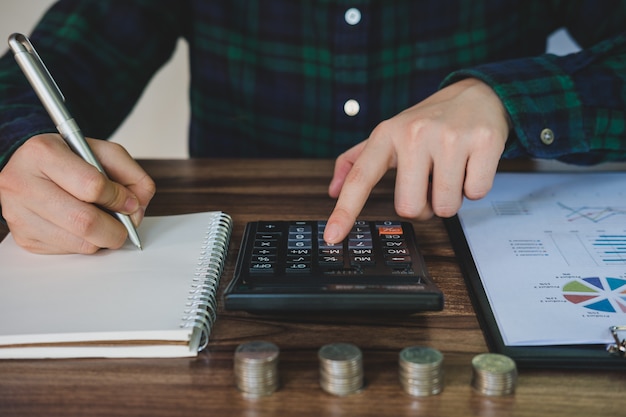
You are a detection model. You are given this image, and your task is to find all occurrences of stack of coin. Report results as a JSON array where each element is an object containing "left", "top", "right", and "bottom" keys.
[
  {"left": 233, "top": 341, "right": 280, "bottom": 397},
  {"left": 471, "top": 353, "right": 518, "bottom": 396},
  {"left": 398, "top": 346, "right": 444, "bottom": 396},
  {"left": 318, "top": 343, "right": 364, "bottom": 396}
]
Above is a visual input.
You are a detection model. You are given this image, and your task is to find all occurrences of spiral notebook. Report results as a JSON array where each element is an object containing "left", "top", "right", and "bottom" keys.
[{"left": 0, "top": 211, "right": 232, "bottom": 359}]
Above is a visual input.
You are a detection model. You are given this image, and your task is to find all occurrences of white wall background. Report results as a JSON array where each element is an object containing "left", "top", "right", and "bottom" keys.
[
  {"left": 0, "top": 0, "right": 189, "bottom": 158},
  {"left": 0, "top": 1, "right": 579, "bottom": 159}
]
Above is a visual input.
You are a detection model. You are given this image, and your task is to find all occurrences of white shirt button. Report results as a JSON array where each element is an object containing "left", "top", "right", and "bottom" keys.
[
  {"left": 344, "top": 8, "right": 361, "bottom": 25},
  {"left": 344, "top": 99, "right": 360, "bottom": 116},
  {"left": 540, "top": 128, "right": 555, "bottom": 145}
]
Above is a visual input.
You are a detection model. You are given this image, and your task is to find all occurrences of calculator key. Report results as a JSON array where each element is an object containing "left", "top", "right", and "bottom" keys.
[
  {"left": 320, "top": 248, "right": 343, "bottom": 255},
  {"left": 375, "top": 220, "right": 401, "bottom": 226},
  {"left": 319, "top": 241, "right": 342, "bottom": 250},
  {"left": 350, "top": 248, "right": 373, "bottom": 256},
  {"left": 319, "top": 255, "right": 344, "bottom": 267},
  {"left": 378, "top": 226, "right": 404, "bottom": 235},
  {"left": 351, "top": 255, "right": 375, "bottom": 267},
  {"left": 255, "top": 239, "right": 278, "bottom": 248},
  {"left": 252, "top": 248, "right": 277, "bottom": 256},
  {"left": 385, "top": 256, "right": 412, "bottom": 267},
  {"left": 288, "top": 239, "right": 312, "bottom": 249},
  {"left": 383, "top": 240, "right": 406, "bottom": 248},
  {"left": 289, "top": 224, "right": 312, "bottom": 234},
  {"left": 348, "top": 239, "right": 373, "bottom": 249},
  {"left": 379, "top": 233, "right": 403, "bottom": 240},
  {"left": 349, "top": 232, "right": 372, "bottom": 240},
  {"left": 257, "top": 222, "right": 281, "bottom": 232},
  {"left": 250, "top": 263, "right": 275, "bottom": 274},
  {"left": 385, "top": 248, "right": 409, "bottom": 256},
  {"left": 256, "top": 232, "right": 281, "bottom": 240},
  {"left": 287, "top": 248, "right": 312, "bottom": 256},
  {"left": 287, "top": 255, "right": 311, "bottom": 264},
  {"left": 289, "top": 232, "right": 312, "bottom": 240},
  {"left": 349, "top": 232, "right": 372, "bottom": 244},
  {"left": 251, "top": 255, "right": 276, "bottom": 263},
  {"left": 351, "top": 226, "right": 369, "bottom": 233},
  {"left": 286, "top": 263, "right": 311, "bottom": 274}
]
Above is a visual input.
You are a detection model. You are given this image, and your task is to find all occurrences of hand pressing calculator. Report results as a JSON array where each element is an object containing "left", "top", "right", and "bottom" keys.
[{"left": 223, "top": 220, "right": 444, "bottom": 312}]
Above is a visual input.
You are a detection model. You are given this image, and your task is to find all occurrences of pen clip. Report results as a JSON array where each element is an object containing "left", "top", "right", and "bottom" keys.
[{"left": 8, "top": 33, "right": 65, "bottom": 103}]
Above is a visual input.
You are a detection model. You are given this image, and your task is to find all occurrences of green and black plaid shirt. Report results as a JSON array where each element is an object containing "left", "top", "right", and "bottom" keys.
[{"left": 0, "top": 0, "right": 625, "bottom": 166}]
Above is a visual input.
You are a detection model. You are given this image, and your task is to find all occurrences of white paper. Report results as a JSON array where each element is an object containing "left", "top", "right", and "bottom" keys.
[{"left": 457, "top": 173, "right": 626, "bottom": 346}]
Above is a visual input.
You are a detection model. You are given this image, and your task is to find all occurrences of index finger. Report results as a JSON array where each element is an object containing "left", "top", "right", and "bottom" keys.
[{"left": 324, "top": 139, "right": 394, "bottom": 244}]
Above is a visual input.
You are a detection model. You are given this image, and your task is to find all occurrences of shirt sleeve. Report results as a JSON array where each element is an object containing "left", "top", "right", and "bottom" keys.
[
  {"left": 0, "top": 0, "right": 184, "bottom": 169},
  {"left": 441, "top": 2, "right": 626, "bottom": 165}
]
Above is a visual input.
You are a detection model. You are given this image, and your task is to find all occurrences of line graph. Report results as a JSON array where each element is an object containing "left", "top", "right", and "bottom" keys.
[{"left": 558, "top": 202, "right": 626, "bottom": 223}]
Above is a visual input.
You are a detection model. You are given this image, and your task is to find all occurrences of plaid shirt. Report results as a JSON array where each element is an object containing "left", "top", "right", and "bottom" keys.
[{"left": 0, "top": 0, "right": 625, "bottom": 166}]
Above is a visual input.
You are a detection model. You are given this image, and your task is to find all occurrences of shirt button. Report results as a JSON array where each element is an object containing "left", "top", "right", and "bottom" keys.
[
  {"left": 344, "top": 99, "right": 360, "bottom": 116},
  {"left": 540, "top": 128, "right": 555, "bottom": 145},
  {"left": 344, "top": 8, "right": 361, "bottom": 25}
]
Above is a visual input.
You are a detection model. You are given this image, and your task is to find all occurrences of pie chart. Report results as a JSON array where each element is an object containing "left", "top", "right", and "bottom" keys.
[{"left": 562, "top": 277, "right": 626, "bottom": 313}]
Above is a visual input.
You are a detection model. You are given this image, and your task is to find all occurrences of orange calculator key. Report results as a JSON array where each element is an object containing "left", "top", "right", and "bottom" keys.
[{"left": 378, "top": 226, "right": 403, "bottom": 235}]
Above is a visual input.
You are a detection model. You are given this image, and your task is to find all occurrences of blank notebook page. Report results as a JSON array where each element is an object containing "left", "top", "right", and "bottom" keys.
[{"left": 0, "top": 211, "right": 230, "bottom": 358}]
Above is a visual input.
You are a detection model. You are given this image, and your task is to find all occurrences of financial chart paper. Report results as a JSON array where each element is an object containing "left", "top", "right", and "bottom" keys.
[{"left": 457, "top": 172, "right": 626, "bottom": 346}]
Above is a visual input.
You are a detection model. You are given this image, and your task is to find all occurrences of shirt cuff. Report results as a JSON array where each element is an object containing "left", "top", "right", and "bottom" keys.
[
  {"left": 440, "top": 56, "right": 587, "bottom": 162},
  {"left": 0, "top": 112, "right": 56, "bottom": 170}
]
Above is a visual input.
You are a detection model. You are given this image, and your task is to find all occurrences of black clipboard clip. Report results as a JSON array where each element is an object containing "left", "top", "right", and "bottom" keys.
[{"left": 607, "top": 326, "right": 626, "bottom": 357}]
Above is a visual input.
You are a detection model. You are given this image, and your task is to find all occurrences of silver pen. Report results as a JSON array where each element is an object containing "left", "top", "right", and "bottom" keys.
[{"left": 7, "top": 33, "right": 142, "bottom": 250}]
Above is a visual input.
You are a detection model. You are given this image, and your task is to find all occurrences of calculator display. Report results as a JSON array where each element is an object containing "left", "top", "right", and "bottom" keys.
[{"left": 223, "top": 221, "right": 443, "bottom": 312}]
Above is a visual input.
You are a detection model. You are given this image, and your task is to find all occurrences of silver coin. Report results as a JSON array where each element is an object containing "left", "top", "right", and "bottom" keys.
[
  {"left": 472, "top": 353, "right": 516, "bottom": 374},
  {"left": 401, "top": 383, "right": 443, "bottom": 397},
  {"left": 234, "top": 341, "right": 280, "bottom": 397},
  {"left": 471, "top": 353, "right": 517, "bottom": 396},
  {"left": 235, "top": 341, "right": 280, "bottom": 363},
  {"left": 318, "top": 343, "right": 364, "bottom": 396},
  {"left": 400, "top": 346, "right": 443, "bottom": 367},
  {"left": 318, "top": 343, "right": 362, "bottom": 362},
  {"left": 398, "top": 346, "right": 444, "bottom": 397}
]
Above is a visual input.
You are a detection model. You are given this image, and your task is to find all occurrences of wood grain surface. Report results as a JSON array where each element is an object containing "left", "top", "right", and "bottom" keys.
[{"left": 0, "top": 159, "right": 624, "bottom": 417}]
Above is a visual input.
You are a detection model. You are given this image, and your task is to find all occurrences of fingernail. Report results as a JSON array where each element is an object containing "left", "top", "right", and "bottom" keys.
[
  {"left": 130, "top": 206, "right": 145, "bottom": 227},
  {"left": 124, "top": 195, "right": 140, "bottom": 214},
  {"left": 324, "top": 222, "right": 341, "bottom": 244}
]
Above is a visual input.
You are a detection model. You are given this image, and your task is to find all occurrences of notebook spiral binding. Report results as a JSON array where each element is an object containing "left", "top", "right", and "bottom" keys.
[{"left": 180, "top": 212, "right": 233, "bottom": 352}]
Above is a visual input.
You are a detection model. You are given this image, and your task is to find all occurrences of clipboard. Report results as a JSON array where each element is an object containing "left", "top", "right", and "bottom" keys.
[{"left": 444, "top": 172, "right": 626, "bottom": 369}]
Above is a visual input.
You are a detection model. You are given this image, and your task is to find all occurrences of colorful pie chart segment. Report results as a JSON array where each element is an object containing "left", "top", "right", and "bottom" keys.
[{"left": 562, "top": 277, "right": 626, "bottom": 313}]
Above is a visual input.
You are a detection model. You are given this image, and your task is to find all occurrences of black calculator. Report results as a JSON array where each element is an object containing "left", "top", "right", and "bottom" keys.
[{"left": 223, "top": 220, "right": 443, "bottom": 312}]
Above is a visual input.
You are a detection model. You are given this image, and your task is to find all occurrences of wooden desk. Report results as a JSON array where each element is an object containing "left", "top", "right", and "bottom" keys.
[{"left": 0, "top": 159, "right": 624, "bottom": 417}]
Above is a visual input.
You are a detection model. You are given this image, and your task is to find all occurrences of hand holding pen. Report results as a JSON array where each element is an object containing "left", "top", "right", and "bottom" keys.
[{"left": 0, "top": 33, "right": 155, "bottom": 254}]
